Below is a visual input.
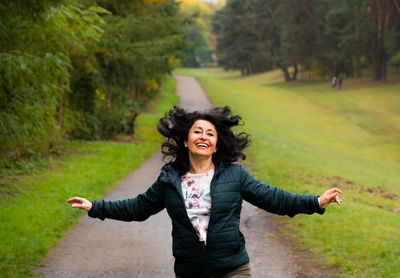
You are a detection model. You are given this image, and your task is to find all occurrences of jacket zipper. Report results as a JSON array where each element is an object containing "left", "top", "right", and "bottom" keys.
[
  {"left": 206, "top": 171, "right": 217, "bottom": 248},
  {"left": 173, "top": 178, "right": 203, "bottom": 241},
  {"left": 172, "top": 169, "right": 219, "bottom": 251}
]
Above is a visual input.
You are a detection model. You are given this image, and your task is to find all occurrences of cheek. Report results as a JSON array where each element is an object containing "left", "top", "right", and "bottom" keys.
[{"left": 213, "top": 138, "right": 218, "bottom": 150}]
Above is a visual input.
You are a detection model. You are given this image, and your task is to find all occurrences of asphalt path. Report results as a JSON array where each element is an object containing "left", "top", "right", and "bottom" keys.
[{"left": 37, "top": 75, "right": 332, "bottom": 278}]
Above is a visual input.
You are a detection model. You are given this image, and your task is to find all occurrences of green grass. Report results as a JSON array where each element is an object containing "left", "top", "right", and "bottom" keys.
[
  {"left": 174, "top": 68, "right": 400, "bottom": 277},
  {"left": 134, "top": 76, "right": 179, "bottom": 144},
  {"left": 0, "top": 75, "right": 178, "bottom": 277}
]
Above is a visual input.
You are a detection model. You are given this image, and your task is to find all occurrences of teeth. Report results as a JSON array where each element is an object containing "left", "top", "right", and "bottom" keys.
[{"left": 197, "top": 144, "right": 208, "bottom": 148}]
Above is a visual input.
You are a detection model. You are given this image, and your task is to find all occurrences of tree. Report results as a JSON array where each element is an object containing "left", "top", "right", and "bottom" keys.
[
  {"left": 213, "top": 0, "right": 400, "bottom": 81},
  {"left": 213, "top": 0, "right": 292, "bottom": 79},
  {"left": 93, "top": 0, "right": 186, "bottom": 138},
  {"left": 0, "top": 0, "right": 187, "bottom": 166},
  {"left": 179, "top": 0, "right": 215, "bottom": 67},
  {"left": 213, "top": 2, "right": 263, "bottom": 75},
  {"left": 0, "top": 1, "right": 106, "bottom": 166},
  {"left": 368, "top": 0, "right": 400, "bottom": 80}
]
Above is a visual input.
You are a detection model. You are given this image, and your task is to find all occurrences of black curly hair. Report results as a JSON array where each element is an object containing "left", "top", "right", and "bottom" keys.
[{"left": 157, "top": 106, "right": 251, "bottom": 175}]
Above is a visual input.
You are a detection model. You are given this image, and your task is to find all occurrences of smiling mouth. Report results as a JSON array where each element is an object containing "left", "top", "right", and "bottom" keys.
[{"left": 196, "top": 143, "right": 208, "bottom": 148}]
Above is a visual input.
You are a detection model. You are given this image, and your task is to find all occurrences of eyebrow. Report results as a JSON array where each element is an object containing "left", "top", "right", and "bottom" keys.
[{"left": 193, "top": 126, "right": 216, "bottom": 133}]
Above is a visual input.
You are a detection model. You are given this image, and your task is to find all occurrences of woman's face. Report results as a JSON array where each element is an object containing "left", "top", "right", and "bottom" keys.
[{"left": 185, "top": 120, "right": 217, "bottom": 159}]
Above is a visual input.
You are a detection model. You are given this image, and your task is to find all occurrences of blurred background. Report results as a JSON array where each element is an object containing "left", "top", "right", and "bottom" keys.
[{"left": 1, "top": 0, "right": 399, "bottom": 277}]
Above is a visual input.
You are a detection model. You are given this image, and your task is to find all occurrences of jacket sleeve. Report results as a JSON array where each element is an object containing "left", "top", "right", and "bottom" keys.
[
  {"left": 88, "top": 179, "right": 165, "bottom": 222},
  {"left": 240, "top": 165, "right": 325, "bottom": 217}
]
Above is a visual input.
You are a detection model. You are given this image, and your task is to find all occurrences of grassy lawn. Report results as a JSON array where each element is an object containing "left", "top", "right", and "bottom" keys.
[
  {"left": 0, "top": 76, "right": 178, "bottom": 277},
  {"left": 174, "top": 68, "right": 400, "bottom": 278}
]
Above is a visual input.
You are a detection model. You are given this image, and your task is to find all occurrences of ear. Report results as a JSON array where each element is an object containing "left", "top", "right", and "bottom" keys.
[{"left": 184, "top": 141, "right": 188, "bottom": 148}]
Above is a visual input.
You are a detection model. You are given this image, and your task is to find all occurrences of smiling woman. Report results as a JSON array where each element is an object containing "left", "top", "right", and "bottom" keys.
[
  {"left": 184, "top": 120, "right": 218, "bottom": 173},
  {"left": 157, "top": 106, "right": 250, "bottom": 176},
  {"left": 68, "top": 106, "right": 342, "bottom": 278}
]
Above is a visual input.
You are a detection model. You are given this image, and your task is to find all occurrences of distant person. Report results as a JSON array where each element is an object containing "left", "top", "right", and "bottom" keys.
[
  {"left": 331, "top": 76, "right": 337, "bottom": 89},
  {"left": 338, "top": 76, "right": 343, "bottom": 89},
  {"left": 68, "top": 106, "right": 343, "bottom": 278}
]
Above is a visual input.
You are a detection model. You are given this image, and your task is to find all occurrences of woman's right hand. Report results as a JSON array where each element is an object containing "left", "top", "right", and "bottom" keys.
[{"left": 67, "top": 197, "right": 93, "bottom": 211}]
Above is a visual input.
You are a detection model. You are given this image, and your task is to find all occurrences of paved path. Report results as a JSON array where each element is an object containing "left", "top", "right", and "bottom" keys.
[{"left": 37, "top": 75, "right": 327, "bottom": 277}]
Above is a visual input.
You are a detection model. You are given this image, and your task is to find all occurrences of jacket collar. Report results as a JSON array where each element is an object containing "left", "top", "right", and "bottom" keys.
[{"left": 159, "top": 161, "right": 229, "bottom": 186}]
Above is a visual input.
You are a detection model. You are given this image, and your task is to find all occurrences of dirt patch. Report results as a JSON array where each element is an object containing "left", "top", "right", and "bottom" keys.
[
  {"left": 302, "top": 174, "right": 400, "bottom": 213},
  {"left": 341, "top": 79, "right": 384, "bottom": 89},
  {"left": 310, "top": 175, "right": 399, "bottom": 201}
]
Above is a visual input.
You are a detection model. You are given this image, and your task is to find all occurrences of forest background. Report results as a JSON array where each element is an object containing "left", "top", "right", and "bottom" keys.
[
  {"left": 0, "top": 0, "right": 217, "bottom": 169},
  {"left": 1, "top": 0, "right": 399, "bottom": 277},
  {"left": 2, "top": 0, "right": 399, "bottom": 169}
]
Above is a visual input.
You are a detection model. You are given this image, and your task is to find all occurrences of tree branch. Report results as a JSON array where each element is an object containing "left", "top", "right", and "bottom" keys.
[
  {"left": 299, "top": 0, "right": 314, "bottom": 20},
  {"left": 391, "top": 0, "right": 400, "bottom": 17}
]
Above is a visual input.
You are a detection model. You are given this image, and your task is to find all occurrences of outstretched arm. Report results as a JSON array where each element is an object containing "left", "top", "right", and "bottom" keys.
[
  {"left": 67, "top": 197, "right": 92, "bottom": 211},
  {"left": 66, "top": 179, "right": 166, "bottom": 221},
  {"left": 318, "top": 188, "right": 343, "bottom": 209},
  {"left": 239, "top": 165, "right": 343, "bottom": 217}
]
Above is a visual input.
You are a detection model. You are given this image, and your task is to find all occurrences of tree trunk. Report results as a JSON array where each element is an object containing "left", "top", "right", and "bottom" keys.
[
  {"left": 57, "top": 78, "right": 63, "bottom": 128},
  {"left": 249, "top": 61, "right": 254, "bottom": 74},
  {"left": 281, "top": 66, "right": 291, "bottom": 82},
  {"left": 372, "top": 0, "right": 389, "bottom": 81},
  {"left": 353, "top": 54, "right": 362, "bottom": 78},
  {"left": 353, "top": 5, "right": 362, "bottom": 78},
  {"left": 373, "top": 49, "right": 388, "bottom": 80},
  {"left": 292, "top": 64, "right": 298, "bottom": 81},
  {"left": 329, "top": 60, "right": 336, "bottom": 78}
]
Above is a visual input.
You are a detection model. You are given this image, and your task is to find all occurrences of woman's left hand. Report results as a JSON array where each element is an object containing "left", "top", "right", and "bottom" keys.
[{"left": 319, "top": 188, "right": 343, "bottom": 209}]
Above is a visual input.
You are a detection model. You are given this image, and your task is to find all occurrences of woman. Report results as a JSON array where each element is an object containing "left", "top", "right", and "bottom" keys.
[{"left": 68, "top": 106, "right": 342, "bottom": 278}]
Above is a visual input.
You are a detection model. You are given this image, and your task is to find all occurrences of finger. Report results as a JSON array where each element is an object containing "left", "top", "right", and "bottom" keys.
[
  {"left": 336, "top": 195, "right": 342, "bottom": 205},
  {"left": 328, "top": 188, "right": 343, "bottom": 195},
  {"left": 334, "top": 188, "right": 343, "bottom": 194},
  {"left": 332, "top": 194, "right": 342, "bottom": 205},
  {"left": 67, "top": 197, "right": 84, "bottom": 204},
  {"left": 326, "top": 192, "right": 339, "bottom": 201},
  {"left": 325, "top": 189, "right": 340, "bottom": 197},
  {"left": 67, "top": 197, "right": 79, "bottom": 203}
]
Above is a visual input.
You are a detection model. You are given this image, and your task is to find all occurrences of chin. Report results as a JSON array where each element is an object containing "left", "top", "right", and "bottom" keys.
[{"left": 192, "top": 151, "right": 213, "bottom": 158}]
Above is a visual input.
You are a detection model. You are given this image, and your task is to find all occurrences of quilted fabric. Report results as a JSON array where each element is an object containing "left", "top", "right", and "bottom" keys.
[{"left": 89, "top": 162, "right": 325, "bottom": 276}]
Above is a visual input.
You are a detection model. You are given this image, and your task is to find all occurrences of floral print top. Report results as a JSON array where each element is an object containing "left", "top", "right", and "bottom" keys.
[{"left": 181, "top": 169, "right": 214, "bottom": 243}]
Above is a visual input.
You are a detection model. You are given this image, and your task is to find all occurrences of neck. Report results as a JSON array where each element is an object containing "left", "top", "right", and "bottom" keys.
[{"left": 188, "top": 155, "right": 214, "bottom": 174}]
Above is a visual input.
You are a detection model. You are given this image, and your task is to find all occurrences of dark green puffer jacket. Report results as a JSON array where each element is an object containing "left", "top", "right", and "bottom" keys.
[{"left": 88, "top": 162, "right": 325, "bottom": 276}]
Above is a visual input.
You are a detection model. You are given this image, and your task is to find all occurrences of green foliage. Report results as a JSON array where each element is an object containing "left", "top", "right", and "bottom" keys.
[
  {"left": 0, "top": 0, "right": 187, "bottom": 167},
  {"left": 97, "top": 0, "right": 185, "bottom": 89},
  {"left": 0, "top": 2, "right": 108, "bottom": 167},
  {"left": 87, "top": 0, "right": 185, "bottom": 139},
  {"left": 213, "top": 0, "right": 279, "bottom": 76},
  {"left": 134, "top": 75, "right": 179, "bottom": 143},
  {"left": 213, "top": 0, "right": 400, "bottom": 81},
  {"left": 0, "top": 73, "right": 177, "bottom": 277},
  {"left": 96, "top": 95, "right": 139, "bottom": 139},
  {"left": 0, "top": 52, "right": 67, "bottom": 166},
  {"left": 0, "top": 0, "right": 64, "bottom": 16},
  {"left": 179, "top": 0, "right": 216, "bottom": 67}
]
